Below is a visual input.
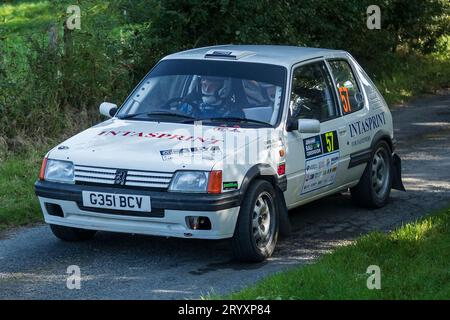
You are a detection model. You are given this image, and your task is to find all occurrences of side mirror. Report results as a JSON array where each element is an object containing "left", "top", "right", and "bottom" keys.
[
  {"left": 99, "top": 102, "right": 118, "bottom": 118},
  {"left": 298, "top": 119, "right": 320, "bottom": 134},
  {"left": 287, "top": 118, "right": 320, "bottom": 134}
]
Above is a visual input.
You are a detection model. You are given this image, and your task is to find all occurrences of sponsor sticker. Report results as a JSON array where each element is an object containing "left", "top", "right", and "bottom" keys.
[
  {"left": 303, "top": 130, "right": 339, "bottom": 159},
  {"left": 98, "top": 130, "right": 221, "bottom": 144},
  {"left": 304, "top": 135, "right": 323, "bottom": 159},
  {"left": 351, "top": 135, "right": 371, "bottom": 147},
  {"left": 160, "top": 146, "right": 221, "bottom": 161},
  {"left": 214, "top": 125, "right": 241, "bottom": 133},
  {"left": 223, "top": 181, "right": 238, "bottom": 190},
  {"left": 265, "top": 138, "right": 284, "bottom": 150},
  {"left": 349, "top": 112, "right": 386, "bottom": 138},
  {"left": 301, "top": 151, "right": 340, "bottom": 195}
]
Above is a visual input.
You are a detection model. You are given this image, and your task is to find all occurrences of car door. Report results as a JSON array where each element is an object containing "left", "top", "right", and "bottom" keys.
[
  {"left": 284, "top": 60, "right": 351, "bottom": 207},
  {"left": 326, "top": 58, "right": 374, "bottom": 184}
]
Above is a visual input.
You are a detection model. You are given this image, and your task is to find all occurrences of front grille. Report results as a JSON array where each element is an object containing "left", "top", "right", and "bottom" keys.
[{"left": 74, "top": 165, "right": 173, "bottom": 189}]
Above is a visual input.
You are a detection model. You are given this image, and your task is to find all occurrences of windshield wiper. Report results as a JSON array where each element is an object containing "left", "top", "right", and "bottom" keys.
[
  {"left": 118, "top": 110, "right": 195, "bottom": 120},
  {"left": 147, "top": 110, "right": 195, "bottom": 119},
  {"left": 202, "top": 117, "right": 270, "bottom": 126},
  {"left": 118, "top": 112, "right": 149, "bottom": 119}
]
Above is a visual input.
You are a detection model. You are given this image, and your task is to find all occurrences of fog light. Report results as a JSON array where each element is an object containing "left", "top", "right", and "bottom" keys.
[
  {"left": 186, "top": 216, "right": 212, "bottom": 230},
  {"left": 45, "top": 203, "right": 64, "bottom": 217}
]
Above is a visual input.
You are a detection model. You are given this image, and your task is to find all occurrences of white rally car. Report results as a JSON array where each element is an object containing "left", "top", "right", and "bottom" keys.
[{"left": 35, "top": 45, "right": 405, "bottom": 262}]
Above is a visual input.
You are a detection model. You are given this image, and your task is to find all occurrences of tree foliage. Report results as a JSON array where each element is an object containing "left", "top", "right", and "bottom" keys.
[{"left": 115, "top": 0, "right": 449, "bottom": 75}]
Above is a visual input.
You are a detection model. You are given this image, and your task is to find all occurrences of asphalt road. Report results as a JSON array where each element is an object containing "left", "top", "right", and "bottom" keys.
[{"left": 1, "top": 93, "right": 449, "bottom": 299}]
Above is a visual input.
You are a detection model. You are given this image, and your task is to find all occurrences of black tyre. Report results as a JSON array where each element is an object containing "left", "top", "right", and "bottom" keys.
[
  {"left": 351, "top": 140, "right": 393, "bottom": 208},
  {"left": 50, "top": 224, "right": 97, "bottom": 242},
  {"left": 232, "top": 180, "right": 279, "bottom": 262}
]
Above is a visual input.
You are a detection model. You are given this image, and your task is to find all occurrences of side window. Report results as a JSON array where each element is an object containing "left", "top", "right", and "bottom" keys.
[
  {"left": 290, "top": 61, "right": 339, "bottom": 122},
  {"left": 328, "top": 60, "right": 364, "bottom": 114}
]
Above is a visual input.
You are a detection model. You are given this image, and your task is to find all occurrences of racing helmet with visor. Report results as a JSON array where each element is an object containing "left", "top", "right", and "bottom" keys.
[{"left": 200, "top": 76, "right": 231, "bottom": 105}]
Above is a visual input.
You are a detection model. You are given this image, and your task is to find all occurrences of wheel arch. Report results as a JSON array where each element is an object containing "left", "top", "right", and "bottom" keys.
[
  {"left": 371, "top": 130, "right": 394, "bottom": 153},
  {"left": 239, "top": 164, "right": 286, "bottom": 197},
  {"left": 239, "top": 164, "right": 291, "bottom": 236}
]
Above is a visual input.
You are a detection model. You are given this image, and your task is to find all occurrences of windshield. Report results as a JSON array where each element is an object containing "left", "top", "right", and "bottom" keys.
[{"left": 117, "top": 59, "right": 287, "bottom": 127}]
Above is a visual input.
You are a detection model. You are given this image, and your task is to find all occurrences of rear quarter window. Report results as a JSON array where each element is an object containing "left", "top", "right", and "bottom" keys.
[{"left": 328, "top": 60, "right": 365, "bottom": 115}]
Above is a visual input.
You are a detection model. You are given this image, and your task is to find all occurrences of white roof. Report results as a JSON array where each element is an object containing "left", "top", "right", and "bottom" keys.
[{"left": 163, "top": 45, "right": 348, "bottom": 68}]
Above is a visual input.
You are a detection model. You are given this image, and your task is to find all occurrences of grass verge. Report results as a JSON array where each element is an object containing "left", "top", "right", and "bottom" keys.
[
  {"left": 221, "top": 206, "right": 450, "bottom": 300},
  {"left": 0, "top": 148, "right": 48, "bottom": 231}
]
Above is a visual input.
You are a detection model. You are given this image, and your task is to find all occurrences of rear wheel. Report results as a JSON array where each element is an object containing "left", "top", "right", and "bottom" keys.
[
  {"left": 351, "top": 140, "right": 393, "bottom": 208},
  {"left": 50, "top": 224, "right": 97, "bottom": 242},
  {"left": 232, "top": 180, "right": 278, "bottom": 262}
]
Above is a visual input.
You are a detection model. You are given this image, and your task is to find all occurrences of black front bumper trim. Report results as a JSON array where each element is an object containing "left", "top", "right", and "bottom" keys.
[{"left": 35, "top": 180, "right": 241, "bottom": 212}]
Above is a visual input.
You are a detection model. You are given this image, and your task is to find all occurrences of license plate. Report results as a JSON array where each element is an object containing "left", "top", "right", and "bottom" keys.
[{"left": 82, "top": 191, "right": 151, "bottom": 212}]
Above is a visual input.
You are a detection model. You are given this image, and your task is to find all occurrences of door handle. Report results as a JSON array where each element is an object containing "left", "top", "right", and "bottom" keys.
[{"left": 338, "top": 126, "right": 347, "bottom": 136}]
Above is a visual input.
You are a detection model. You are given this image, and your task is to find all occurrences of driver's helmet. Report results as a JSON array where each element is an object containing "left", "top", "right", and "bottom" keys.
[{"left": 200, "top": 76, "right": 231, "bottom": 105}]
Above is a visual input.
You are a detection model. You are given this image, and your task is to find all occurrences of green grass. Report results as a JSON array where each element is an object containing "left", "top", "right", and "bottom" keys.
[
  {"left": 220, "top": 206, "right": 450, "bottom": 300},
  {"left": 0, "top": 1, "right": 52, "bottom": 35},
  {"left": 0, "top": 148, "right": 47, "bottom": 231}
]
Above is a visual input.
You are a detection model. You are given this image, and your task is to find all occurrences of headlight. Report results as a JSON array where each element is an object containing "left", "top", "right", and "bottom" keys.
[
  {"left": 44, "top": 159, "right": 75, "bottom": 184},
  {"left": 168, "top": 171, "right": 209, "bottom": 193}
]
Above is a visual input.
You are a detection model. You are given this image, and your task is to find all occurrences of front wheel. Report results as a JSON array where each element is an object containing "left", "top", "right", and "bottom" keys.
[
  {"left": 50, "top": 224, "right": 97, "bottom": 242},
  {"left": 232, "top": 180, "right": 279, "bottom": 262},
  {"left": 351, "top": 140, "right": 393, "bottom": 208}
]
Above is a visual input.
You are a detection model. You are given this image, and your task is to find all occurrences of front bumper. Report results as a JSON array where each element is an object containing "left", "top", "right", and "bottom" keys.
[{"left": 35, "top": 180, "right": 241, "bottom": 239}]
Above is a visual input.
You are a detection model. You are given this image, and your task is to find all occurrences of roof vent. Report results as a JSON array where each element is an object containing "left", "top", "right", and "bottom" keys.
[{"left": 204, "top": 50, "right": 255, "bottom": 60}]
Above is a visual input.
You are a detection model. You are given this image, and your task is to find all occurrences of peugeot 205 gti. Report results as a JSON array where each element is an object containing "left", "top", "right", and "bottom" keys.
[{"left": 35, "top": 45, "right": 405, "bottom": 262}]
